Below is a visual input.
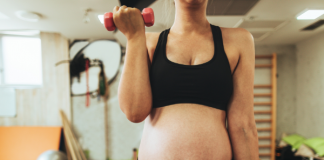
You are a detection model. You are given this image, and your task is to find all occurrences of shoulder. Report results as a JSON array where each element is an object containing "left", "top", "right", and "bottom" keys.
[
  {"left": 219, "top": 27, "right": 254, "bottom": 45},
  {"left": 220, "top": 27, "right": 255, "bottom": 58},
  {"left": 145, "top": 31, "right": 163, "bottom": 63},
  {"left": 219, "top": 26, "right": 252, "bottom": 37}
]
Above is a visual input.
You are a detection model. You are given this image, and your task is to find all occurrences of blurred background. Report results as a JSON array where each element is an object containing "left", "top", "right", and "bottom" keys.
[{"left": 0, "top": 0, "right": 324, "bottom": 160}]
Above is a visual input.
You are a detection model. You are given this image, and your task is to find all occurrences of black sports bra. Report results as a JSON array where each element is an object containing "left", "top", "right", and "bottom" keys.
[{"left": 149, "top": 24, "right": 234, "bottom": 111}]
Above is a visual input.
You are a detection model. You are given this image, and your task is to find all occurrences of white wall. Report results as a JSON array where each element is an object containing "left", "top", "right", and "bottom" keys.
[
  {"left": 276, "top": 50, "right": 297, "bottom": 137},
  {"left": 295, "top": 30, "right": 324, "bottom": 138}
]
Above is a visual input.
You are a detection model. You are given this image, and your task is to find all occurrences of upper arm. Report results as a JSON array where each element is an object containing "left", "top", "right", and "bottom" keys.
[
  {"left": 145, "top": 32, "right": 160, "bottom": 69},
  {"left": 227, "top": 28, "right": 256, "bottom": 128}
]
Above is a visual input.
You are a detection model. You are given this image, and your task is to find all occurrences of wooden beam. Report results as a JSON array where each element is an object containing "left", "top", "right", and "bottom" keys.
[
  {"left": 254, "top": 110, "right": 271, "bottom": 114},
  {"left": 254, "top": 84, "right": 272, "bottom": 88},
  {"left": 254, "top": 93, "right": 272, "bottom": 97},
  {"left": 60, "top": 110, "right": 87, "bottom": 160},
  {"left": 257, "top": 127, "right": 272, "bottom": 131},
  {"left": 259, "top": 144, "right": 271, "bottom": 148},
  {"left": 254, "top": 102, "right": 272, "bottom": 106},
  {"left": 255, "top": 119, "right": 272, "bottom": 123},
  {"left": 259, "top": 153, "right": 271, "bottom": 157},
  {"left": 259, "top": 136, "right": 271, "bottom": 140},
  {"left": 60, "top": 111, "right": 79, "bottom": 160},
  {"left": 271, "top": 53, "right": 277, "bottom": 160},
  {"left": 255, "top": 55, "right": 273, "bottom": 59},
  {"left": 255, "top": 64, "right": 272, "bottom": 68}
]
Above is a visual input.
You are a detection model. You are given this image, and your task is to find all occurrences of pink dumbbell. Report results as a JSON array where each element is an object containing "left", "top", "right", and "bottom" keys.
[{"left": 104, "top": 8, "right": 155, "bottom": 31}]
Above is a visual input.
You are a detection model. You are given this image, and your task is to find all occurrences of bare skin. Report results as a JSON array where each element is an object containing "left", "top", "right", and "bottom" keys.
[{"left": 116, "top": 0, "right": 259, "bottom": 159}]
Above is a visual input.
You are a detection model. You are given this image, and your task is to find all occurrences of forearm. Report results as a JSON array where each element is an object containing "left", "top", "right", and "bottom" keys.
[
  {"left": 228, "top": 124, "right": 259, "bottom": 160},
  {"left": 118, "top": 33, "right": 152, "bottom": 122}
]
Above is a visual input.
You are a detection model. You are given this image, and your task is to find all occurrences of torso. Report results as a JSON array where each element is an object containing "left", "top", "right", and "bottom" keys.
[{"left": 138, "top": 26, "right": 240, "bottom": 160}]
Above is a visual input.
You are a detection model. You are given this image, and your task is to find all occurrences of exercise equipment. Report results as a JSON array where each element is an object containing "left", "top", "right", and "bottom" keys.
[
  {"left": 70, "top": 40, "right": 121, "bottom": 96},
  {"left": 104, "top": 8, "right": 154, "bottom": 31},
  {"left": 254, "top": 53, "right": 277, "bottom": 159},
  {"left": 37, "top": 150, "right": 68, "bottom": 160}
]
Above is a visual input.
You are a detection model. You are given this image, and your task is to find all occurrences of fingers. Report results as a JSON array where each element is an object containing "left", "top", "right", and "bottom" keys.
[
  {"left": 132, "top": 7, "right": 141, "bottom": 14},
  {"left": 120, "top": 5, "right": 127, "bottom": 10},
  {"left": 113, "top": 5, "right": 134, "bottom": 14},
  {"left": 113, "top": 6, "right": 119, "bottom": 14}
]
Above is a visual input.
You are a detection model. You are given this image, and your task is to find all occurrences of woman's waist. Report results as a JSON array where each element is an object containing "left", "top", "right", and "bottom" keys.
[
  {"left": 145, "top": 103, "right": 227, "bottom": 129},
  {"left": 138, "top": 104, "right": 232, "bottom": 159}
]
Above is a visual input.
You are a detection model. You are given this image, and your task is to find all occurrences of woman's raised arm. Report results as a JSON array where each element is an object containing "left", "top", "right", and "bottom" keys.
[{"left": 115, "top": 6, "right": 152, "bottom": 123}]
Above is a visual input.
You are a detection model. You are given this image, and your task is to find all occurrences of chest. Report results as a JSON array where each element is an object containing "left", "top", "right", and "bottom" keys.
[{"left": 165, "top": 34, "right": 215, "bottom": 66}]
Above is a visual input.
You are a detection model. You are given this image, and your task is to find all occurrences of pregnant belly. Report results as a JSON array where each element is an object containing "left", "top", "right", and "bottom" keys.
[{"left": 138, "top": 103, "right": 233, "bottom": 160}]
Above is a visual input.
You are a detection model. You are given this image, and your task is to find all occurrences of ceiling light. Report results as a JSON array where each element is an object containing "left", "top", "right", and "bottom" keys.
[
  {"left": 297, "top": 9, "right": 324, "bottom": 20},
  {"left": 0, "top": 11, "right": 9, "bottom": 19},
  {"left": 98, "top": 15, "right": 104, "bottom": 24},
  {"left": 15, "top": 11, "right": 41, "bottom": 22}
]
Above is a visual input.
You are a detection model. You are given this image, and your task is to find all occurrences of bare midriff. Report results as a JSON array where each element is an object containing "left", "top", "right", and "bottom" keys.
[{"left": 138, "top": 103, "right": 232, "bottom": 160}]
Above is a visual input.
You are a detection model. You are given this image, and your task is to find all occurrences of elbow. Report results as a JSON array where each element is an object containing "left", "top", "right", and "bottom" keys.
[
  {"left": 121, "top": 104, "right": 150, "bottom": 123},
  {"left": 243, "top": 124, "right": 258, "bottom": 137},
  {"left": 229, "top": 121, "right": 258, "bottom": 137},
  {"left": 118, "top": 94, "right": 151, "bottom": 123},
  {"left": 126, "top": 111, "right": 147, "bottom": 123},
  {"left": 247, "top": 122, "right": 258, "bottom": 136}
]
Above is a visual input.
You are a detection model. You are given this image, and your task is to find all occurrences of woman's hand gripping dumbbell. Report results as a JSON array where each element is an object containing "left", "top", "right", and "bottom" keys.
[{"left": 104, "top": 6, "right": 154, "bottom": 39}]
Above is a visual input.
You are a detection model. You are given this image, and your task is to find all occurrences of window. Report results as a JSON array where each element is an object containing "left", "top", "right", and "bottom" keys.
[{"left": 0, "top": 34, "right": 42, "bottom": 88}]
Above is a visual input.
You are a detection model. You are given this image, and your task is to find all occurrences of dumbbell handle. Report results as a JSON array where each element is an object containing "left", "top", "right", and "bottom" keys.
[{"left": 104, "top": 8, "right": 154, "bottom": 31}]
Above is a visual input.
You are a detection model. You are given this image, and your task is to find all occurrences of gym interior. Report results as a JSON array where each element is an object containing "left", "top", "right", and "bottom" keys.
[{"left": 0, "top": 0, "right": 324, "bottom": 160}]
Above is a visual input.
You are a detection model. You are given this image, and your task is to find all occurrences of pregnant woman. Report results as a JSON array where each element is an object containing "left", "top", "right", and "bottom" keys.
[{"left": 115, "top": 0, "right": 259, "bottom": 159}]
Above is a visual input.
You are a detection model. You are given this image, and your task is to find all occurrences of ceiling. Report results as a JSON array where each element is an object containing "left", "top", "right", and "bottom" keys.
[
  {"left": 206, "top": 0, "right": 259, "bottom": 15},
  {"left": 0, "top": 0, "right": 324, "bottom": 45}
]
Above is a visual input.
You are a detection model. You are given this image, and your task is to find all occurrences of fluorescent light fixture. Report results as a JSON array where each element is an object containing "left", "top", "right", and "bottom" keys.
[
  {"left": 0, "top": 11, "right": 9, "bottom": 19},
  {"left": 297, "top": 9, "right": 324, "bottom": 20},
  {"left": 98, "top": 15, "right": 104, "bottom": 24}
]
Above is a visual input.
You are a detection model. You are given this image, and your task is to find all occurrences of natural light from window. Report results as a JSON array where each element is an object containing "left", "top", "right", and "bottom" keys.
[{"left": 1, "top": 36, "right": 42, "bottom": 86}]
